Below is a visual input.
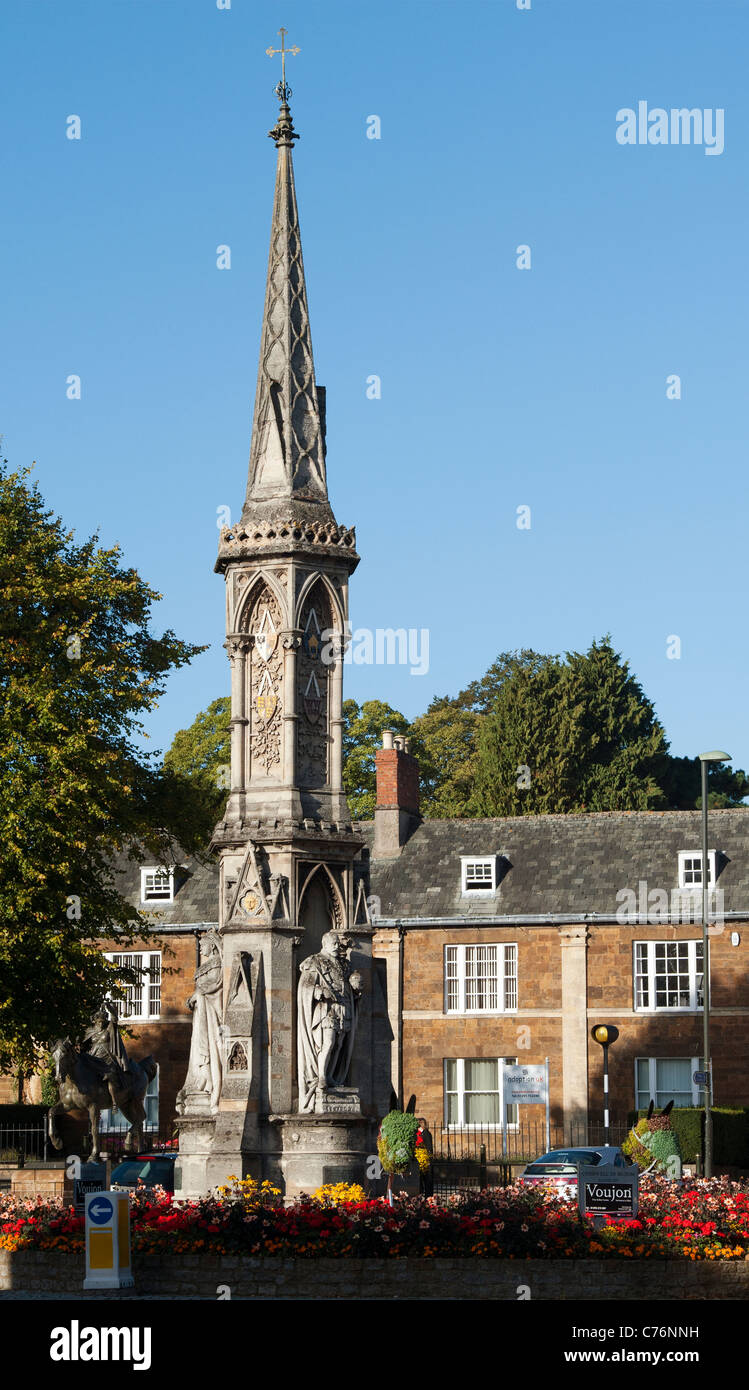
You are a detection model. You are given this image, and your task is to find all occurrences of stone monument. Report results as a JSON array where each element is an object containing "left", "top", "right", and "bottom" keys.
[{"left": 175, "top": 57, "right": 391, "bottom": 1198}]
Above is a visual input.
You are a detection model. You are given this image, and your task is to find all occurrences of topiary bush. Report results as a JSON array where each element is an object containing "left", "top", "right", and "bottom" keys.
[
  {"left": 377, "top": 1111, "right": 420, "bottom": 1175},
  {"left": 623, "top": 1102, "right": 681, "bottom": 1175}
]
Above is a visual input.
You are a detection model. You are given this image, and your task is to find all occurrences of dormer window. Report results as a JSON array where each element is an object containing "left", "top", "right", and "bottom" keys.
[
  {"left": 461, "top": 856, "right": 497, "bottom": 896},
  {"left": 140, "top": 867, "right": 175, "bottom": 903},
  {"left": 678, "top": 851, "right": 716, "bottom": 891}
]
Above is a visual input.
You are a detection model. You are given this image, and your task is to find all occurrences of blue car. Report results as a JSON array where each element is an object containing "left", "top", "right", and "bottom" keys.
[{"left": 110, "top": 1153, "right": 177, "bottom": 1194}]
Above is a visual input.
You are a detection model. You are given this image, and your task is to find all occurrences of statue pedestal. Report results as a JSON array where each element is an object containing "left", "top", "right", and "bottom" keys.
[
  {"left": 174, "top": 1114, "right": 219, "bottom": 1200},
  {"left": 269, "top": 1113, "right": 377, "bottom": 1199}
]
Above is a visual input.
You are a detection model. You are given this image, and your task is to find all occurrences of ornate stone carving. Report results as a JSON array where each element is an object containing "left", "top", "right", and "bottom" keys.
[
  {"left": 176, "top": 931, "right": 224, "bottom": 1115},
  {"left": 297, "top": 931, "right": 362, "bottom": 1114},
  {"left": 228, "top": 1042, "right": 248, "bottom": 1072},
  {"left": 248, "top": 584, "right": 283, "bottom": 773}
]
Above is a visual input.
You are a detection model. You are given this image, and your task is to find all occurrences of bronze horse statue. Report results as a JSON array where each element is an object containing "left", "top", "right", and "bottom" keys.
[{"left": 48, "top": 1037, "right": 157, "bottom": 1163}]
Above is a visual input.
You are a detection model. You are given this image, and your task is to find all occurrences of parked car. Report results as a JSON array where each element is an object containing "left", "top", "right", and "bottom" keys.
[
  {"left": 519, "top": 1146, "right": 633, "bottom": 1196},
  {"left": 110, "top": 1153, "right": 177, "bottom": 1194}
]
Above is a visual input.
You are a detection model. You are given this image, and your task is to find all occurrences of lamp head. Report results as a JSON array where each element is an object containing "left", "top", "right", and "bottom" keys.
[
  {"left": 592, "top": 1024, "right": 619, "bottom": 1046},
  {"left": 698, "top": 750, "right": 731, "bottom": 763}
]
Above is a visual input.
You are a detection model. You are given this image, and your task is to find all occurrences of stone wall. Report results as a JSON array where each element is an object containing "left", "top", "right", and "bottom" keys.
[
  {"left": 400, "top": 919, "right": 749, "bottom": 1126},
  {"left": 2, "top": 1252, "right": 748, "bottom": 1299}
]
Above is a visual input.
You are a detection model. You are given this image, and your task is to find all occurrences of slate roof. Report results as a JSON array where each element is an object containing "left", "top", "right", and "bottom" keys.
[
  {"left": 109, "top": 852, "right": 219, "bottom": 928},
  {"left": 106, "top": 810, "right": 749, "bottom": 929},
  {"left": 358, "top": 810, "right": 749, "bottom": 921}
]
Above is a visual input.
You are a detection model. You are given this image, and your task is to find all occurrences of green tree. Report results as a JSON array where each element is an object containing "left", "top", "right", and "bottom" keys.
[
  {"left": 0, "top": 464, "right": 207, "bottom": 1071},
  {"left": 473, "top": 638, "right": 669, "bottom": 815},
  {"left": 342, "top": 699, "right": 409, "bottom": 818},
  {"left": 408, "top": 696, "right": 482, "bottom": 818},
  {"left": 163, "top": 696, "right": 231, "bottom": 822},
  {"left": 660, "top": 755, "right": 749, "bottom": 809}
]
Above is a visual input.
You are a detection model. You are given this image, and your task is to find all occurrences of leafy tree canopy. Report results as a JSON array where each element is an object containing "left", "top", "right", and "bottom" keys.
[
  {"left": 165, "top": 645, "right": 747, "bottom": 828},
  {"left": 163, "top": 696, "right": 230, "bottom": 824},
  {"left": 473, "top": 638, "right": 669, "bottom": 815},
  {"left": 0, "top": 464, "right": 208, "bottom": 1070}
]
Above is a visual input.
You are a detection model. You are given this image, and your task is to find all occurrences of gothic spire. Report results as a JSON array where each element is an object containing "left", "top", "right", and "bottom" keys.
[{"left": 243, "top": 77, "right": 329, "bottom": 519}]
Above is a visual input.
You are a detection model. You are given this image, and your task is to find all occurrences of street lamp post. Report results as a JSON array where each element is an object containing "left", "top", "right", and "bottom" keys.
[
  {"left": 591, "top": 1025, "right": 619, "bottom": 1147},
  {"left": 698, "top": 751, "right": 731, "bottom": 1179}
]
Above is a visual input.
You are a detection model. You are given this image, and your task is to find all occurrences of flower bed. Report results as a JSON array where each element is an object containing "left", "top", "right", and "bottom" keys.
[{"left": 1, "top": 1176, "right": 748, "bottom": 1261}]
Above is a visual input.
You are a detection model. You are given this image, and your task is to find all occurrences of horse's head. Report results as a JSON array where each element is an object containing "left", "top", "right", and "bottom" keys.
[{"left": 51, "top": 1038, "right": 76, "bottom": 1081}]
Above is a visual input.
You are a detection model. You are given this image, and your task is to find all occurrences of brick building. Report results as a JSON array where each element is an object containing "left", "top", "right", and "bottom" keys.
[
  {"left": 42, "top": 737, "right": 747, "bottom": 1146},
  {"left": 361, "top": 736, "right": 749, "bottom": 1140}
]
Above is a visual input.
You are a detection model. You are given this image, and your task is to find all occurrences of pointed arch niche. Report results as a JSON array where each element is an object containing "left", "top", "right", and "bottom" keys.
[
  {"left": 298, "top": 863, "right": 346, "bottom": 959},
  {"left": 296, "top": 580, "right": 332, "bottom": 788}
]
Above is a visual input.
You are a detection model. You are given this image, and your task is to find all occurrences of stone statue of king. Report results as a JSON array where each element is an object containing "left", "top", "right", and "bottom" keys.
[{"left": 297, "top": 931, "right": 362, "bottom": 1113}]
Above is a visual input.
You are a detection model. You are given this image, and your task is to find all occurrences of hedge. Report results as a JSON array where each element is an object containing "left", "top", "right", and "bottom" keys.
[{"left": 627, "top": 1108, "right": 749, "bottom": 1167}]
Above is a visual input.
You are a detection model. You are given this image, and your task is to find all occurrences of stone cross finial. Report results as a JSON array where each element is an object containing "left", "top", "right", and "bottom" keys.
[{"left": 266, "top": 26, "right": 300, "bottom": 104}]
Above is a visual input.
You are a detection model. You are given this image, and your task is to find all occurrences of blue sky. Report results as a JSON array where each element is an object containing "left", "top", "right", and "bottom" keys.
[{"left": 2, "top": 0, "right": 747, "bottom": 772}]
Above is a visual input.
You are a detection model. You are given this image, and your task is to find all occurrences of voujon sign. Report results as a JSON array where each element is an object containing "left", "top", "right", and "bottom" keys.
[
  {"left": 577, "top": 1163, "right": 639, "bottom": 1230},
  {"left": 83, "top": 1190, "right": 134, "bottom": 1290}
]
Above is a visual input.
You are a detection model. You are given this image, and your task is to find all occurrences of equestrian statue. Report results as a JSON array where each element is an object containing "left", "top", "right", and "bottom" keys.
[{"left": 48, "top": 1003, "right": 157, "bottom": 1162}]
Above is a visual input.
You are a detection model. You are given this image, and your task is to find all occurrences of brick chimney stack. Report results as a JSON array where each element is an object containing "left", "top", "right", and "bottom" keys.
[{"left": 374, "top": 730, "right": 421, "bottom": 858}]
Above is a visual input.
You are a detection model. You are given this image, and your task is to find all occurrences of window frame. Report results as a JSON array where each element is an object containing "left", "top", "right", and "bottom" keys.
[
  {"left": 634, "top": 1056, "right": 701, "bottom": 1111},
  {"left": 100, "top": 1064, "right": 159, "bottom": 1134},
  {"left": 443, "top": 1056, "right": 520, "bottom": 1131},
  {"left": 444, "top": 942, "right": 518, "bottom": 1014},
  {"left": 104, "top": 950, "right": 162, "bottom": 1021},
  {"left": 632, "top": 939, "right": 705, "bottom": 1013},
  {"left": 677, "top": 850, "right": 716, "bottom": 892},
  {"left": 140, "top": 866, "right": 175, "bottom": 904},
  {"left": 460, "top": 856, "right": 498, "bottom": 897}
]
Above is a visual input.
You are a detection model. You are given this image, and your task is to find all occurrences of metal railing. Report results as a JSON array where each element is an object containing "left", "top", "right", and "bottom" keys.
[
  {"left": 0, "top": 1124, "right": 51, "bottom": 1165},
  {"left": 97, "top": 1126, "right": 179, "bottom": 1159},
  {"left": 0, "top": 1120, "right": 179, "bottom": 1166},
  {"left": 422, "top": 1119, "right": 630, "bottom": 1195}
]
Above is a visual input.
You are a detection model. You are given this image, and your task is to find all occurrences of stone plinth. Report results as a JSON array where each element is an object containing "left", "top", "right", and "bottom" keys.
[
  {"left": 269, "top": 1114, "right": 378, "bottom": 1198},
  {"left": 174, "top": 1115, "right": 220, "bottom": 1200}
]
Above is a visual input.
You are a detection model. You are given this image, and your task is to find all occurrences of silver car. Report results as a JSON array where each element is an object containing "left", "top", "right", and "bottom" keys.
[{"left": 520, "top": 1146, "right": 633, "bottom": 1196}]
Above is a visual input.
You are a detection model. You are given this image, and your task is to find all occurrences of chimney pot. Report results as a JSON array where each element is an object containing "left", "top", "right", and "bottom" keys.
[{"left": 382, "top": 730, "right": 394, "bottom": 750}]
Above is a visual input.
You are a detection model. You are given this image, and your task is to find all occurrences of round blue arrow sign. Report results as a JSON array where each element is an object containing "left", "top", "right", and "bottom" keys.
[{"left": 88, "top": 1196, "right": 114, "bottom": 1225}]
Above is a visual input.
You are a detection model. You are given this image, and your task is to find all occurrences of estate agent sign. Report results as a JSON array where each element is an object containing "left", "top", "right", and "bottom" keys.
[
  {"left": 502, "top": 1064, "right": 548, "bottom": 1105},
  {"left": 577, "top": 1163, "right": 639, "bottom": 1220}
]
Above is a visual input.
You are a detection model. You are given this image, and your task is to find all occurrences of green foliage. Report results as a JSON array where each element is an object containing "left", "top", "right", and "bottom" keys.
[
  {"left": 629, "top": 1109, "right": 703, "bottom": 1166},
  {"left": 660, "top": 756, "right": 749, "bottom": 809},
  {"left": 622, "top": 1122, "right": 654, "bottom": 1169},
  {"left": 166, "top": 636, "right": 748, "bottom": 833},
  {"left": 0, "top": 463, "right": 207, "bottom": 1071},
  {"left": 163, "top": 697, "right": 231, "bottom": 824},
  {"left": 646, "top": 1128, "right": 681, "bottom": 1168},
  {"left": 408, "top": 696, "right": 482, "bottom": 818},
  {"left": 623, "top": 1112, "right": 681, "bottom": 1174},
  {"left": 40, "top": 1056, "right": 58, "bottom": 1108},
  {"left": 713, "top": 1110, "right": 749, "bottom": 1166},
  {"left": 378, "top": 1110, "right": 420, "bottom": 1174},
  {"left": 473, "top": 639, "right": 669, "bottom": 816},
  {"left": 341, "top": 700, "right": 410, "bottom": 818}
]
